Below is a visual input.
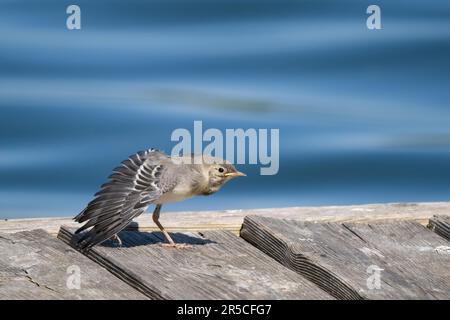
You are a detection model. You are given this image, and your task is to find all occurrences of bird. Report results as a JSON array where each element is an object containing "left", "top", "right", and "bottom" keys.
[{"left": 73, "top": 148, "right": 246, "bottom": 250}]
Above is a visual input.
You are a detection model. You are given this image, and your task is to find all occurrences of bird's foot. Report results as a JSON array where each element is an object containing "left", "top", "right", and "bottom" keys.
[
  {"left": 111, "top": 234, "right": 123, "bottom": 247},
  {"left": 161, "top": 243, "right": 192, "bottom": 249}
]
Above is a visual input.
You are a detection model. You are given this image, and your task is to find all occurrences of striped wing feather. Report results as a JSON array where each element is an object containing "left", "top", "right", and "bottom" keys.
[{"left": 74, "top": 149, "right": 171, "bottom": 250}]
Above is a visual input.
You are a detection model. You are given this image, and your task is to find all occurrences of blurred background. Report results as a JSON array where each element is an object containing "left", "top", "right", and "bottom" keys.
[{"left": 1, "top": 0, "right": 450, "bottom": 218}]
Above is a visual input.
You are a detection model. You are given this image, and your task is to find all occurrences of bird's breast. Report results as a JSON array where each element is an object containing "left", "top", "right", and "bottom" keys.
[{"left": 154, "top": 181, "right": 197, "bottom": 204}]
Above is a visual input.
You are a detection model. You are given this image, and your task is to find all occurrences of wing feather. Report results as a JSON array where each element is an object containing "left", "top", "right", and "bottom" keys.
[{"left": 74, "top": 149, "right": 173, "bottom": 250}]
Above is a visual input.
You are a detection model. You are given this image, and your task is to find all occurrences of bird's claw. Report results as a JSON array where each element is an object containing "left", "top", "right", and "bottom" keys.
[{"left": 111, "top": 234, "right": 123, "bottom": 247}]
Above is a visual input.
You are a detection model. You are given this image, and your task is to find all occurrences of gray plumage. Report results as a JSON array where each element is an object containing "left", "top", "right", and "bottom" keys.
[{"left": 74, "top": 148, "right": 245, "bottom": 250}]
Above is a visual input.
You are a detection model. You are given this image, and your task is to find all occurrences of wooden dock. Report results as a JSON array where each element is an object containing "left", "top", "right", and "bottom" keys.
[{"left": 1, "top": 202, "right": 450, "bottom": 299}]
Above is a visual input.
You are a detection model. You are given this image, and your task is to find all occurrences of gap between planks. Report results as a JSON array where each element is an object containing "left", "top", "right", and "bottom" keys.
[
  {"left": 241, "top": 215, "right": 450, "bottom": 300},
  {"left": 57, "top": 226, "right": 333, "bottom": 300}
]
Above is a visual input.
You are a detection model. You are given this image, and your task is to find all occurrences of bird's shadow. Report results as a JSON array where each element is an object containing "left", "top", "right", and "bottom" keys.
[{"left": 99, "top": 229, "right": 216, "bottom": 249}]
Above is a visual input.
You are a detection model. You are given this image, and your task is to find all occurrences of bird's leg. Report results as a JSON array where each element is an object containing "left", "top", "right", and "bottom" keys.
[
  {"left": 152, "top": 204, "right": 191, "bottom": 249},
  {"left": 152, "top": 204, "right": 175, "bottom": 245},
  {"left": 111, "top": 234, "right": 122, "bottom": 247}
]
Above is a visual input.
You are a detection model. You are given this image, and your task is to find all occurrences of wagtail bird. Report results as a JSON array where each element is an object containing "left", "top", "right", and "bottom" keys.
[{"left": 73, "top": 149, "right": 246, "bottom": 250}]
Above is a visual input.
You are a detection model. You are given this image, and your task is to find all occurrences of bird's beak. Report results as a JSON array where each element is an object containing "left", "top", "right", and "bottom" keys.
[{"left": 225, "top": 171, "right": 247, "bottom": 178}]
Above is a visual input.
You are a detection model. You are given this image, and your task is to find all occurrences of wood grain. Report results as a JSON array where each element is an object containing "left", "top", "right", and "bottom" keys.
[
  {"left": 428, "top": 215, "right": 450, "bottom": 242},
  {"left": 1, "top": 201, "right": 446, "bottom": 235},
  {"left": 58, "top": 226, "right": 333, "bottom": 300},
  {"left": 241, "top": 216, "right": 450, "bottom": 300},
  {"left": 0, "top": 229, "right": 147, "bottom": 300}
]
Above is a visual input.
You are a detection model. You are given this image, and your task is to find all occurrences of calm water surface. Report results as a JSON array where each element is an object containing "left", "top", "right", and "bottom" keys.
[{"left": 1, "top": 0, "right": 450, "bottom": 218}]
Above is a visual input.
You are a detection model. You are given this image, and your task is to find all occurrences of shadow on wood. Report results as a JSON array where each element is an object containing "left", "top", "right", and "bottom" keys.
[
  {"left": 58, "top": 226, "right": 333, "bottom": 300},
  {"left": 70, "top": 228, "right": 216, "bottom": 249}
]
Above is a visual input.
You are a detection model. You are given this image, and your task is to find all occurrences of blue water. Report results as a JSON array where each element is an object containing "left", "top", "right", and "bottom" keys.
[{"left": 1, "top": 0, "right": 450, "bottom": 218}]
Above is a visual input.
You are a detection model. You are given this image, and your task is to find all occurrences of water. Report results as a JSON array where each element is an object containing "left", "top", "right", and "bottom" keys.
[{"left": 1, "top": 0, "right": 450, "bottom": 218}]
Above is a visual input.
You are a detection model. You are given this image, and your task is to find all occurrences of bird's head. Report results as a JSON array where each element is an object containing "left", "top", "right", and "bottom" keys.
[{"left": 204, "top": 160, "right": 246, "bottom": 194}]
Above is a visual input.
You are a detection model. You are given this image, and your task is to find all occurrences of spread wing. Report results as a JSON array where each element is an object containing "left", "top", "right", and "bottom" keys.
[{"left": 74, "top": 149, "right": 175, "bottom": 250}]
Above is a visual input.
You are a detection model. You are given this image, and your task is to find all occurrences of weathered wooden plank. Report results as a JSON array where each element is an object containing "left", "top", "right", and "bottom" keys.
[
  {"left": 58, "top": 226, "right": 333, "bottom": 300},
  {"left": 0, "top": 229, "right": 147, "bottom": 300},
  {"left": 2, "top": 201, "right": 446, "bottom": 235},
  {"left": 342, "top": 221, "right": 450, "bottom": 299},
  {"left": 241, "top": 216, "right": 450, "bottom": 300},
  {"left": 428, "top": 215, "right": 450, "bottom": 242}
]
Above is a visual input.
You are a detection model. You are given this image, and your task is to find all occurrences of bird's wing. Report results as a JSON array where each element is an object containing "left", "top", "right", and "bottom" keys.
[{"left": 74, "top": 149, "right": 176, "bottom": 250}]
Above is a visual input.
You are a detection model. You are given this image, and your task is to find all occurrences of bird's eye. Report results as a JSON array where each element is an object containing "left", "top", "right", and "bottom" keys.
[{"left": 218, "top": 167, "right": 225, "bottom": 173}]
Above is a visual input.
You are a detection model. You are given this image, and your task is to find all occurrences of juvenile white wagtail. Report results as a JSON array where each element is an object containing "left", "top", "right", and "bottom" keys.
[{"left": 74, "top": 148, "right": 246, "bottom": 250}]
